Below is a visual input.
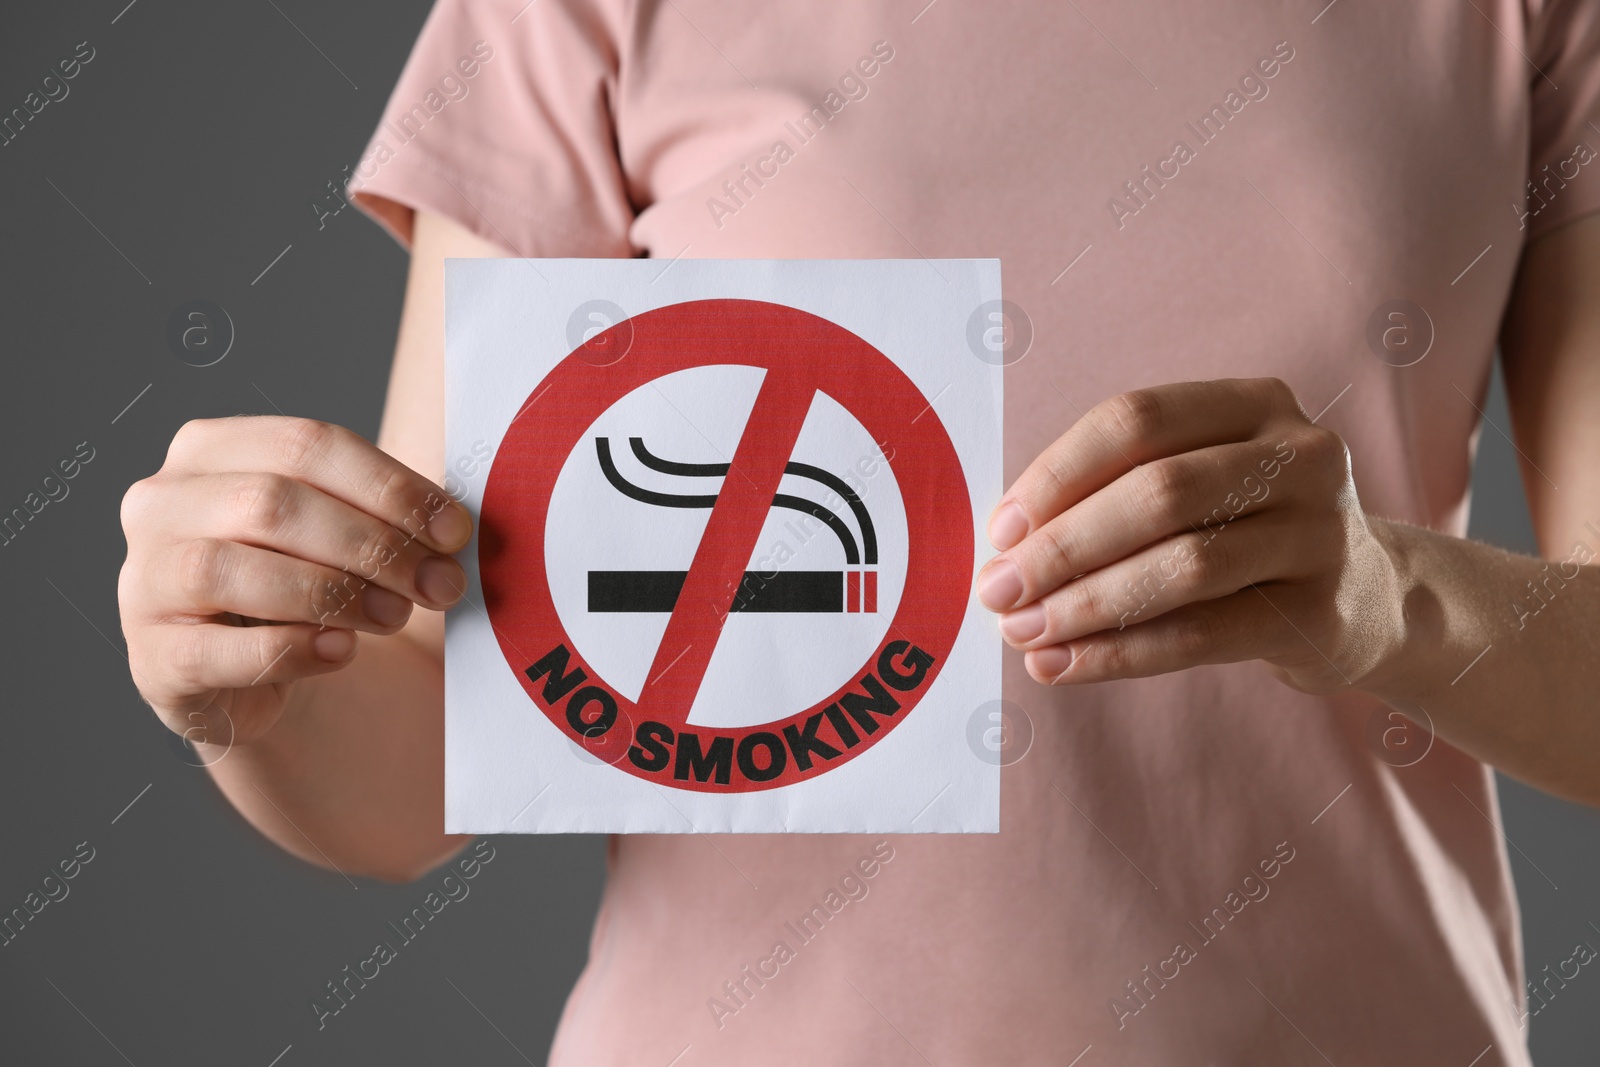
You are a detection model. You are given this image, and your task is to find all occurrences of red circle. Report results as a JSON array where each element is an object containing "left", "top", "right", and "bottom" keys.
[{"left": 480, "top": 299, "right": 972, "bottom": 792}]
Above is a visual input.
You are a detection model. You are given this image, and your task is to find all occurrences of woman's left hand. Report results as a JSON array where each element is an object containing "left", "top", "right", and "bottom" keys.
[{"left": 977, "top": 377, "right": 1408, "bottom": 694}]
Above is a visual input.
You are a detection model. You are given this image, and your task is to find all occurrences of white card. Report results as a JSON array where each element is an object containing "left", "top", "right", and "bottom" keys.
[{"left": 444, "top": 259, "right": 1003, "bottom": 833}]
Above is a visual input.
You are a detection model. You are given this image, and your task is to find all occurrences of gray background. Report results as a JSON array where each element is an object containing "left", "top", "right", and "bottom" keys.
[{"left": 0, "top": 1, "right": 1593, "bottom": 1064}]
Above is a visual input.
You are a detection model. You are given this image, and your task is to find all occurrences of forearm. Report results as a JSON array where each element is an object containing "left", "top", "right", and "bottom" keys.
[
  {"left": 1363, "top": 517, "right": 1600, "bottom": 804},
  {"left": 204, "top": 622, "right": 468, "bottom": 882}
]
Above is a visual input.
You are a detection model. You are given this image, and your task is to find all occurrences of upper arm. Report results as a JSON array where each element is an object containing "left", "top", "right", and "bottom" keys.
[
  {"left": 376, "top": 210, "right": 509, "bottom": 652},
  {"left": 1498, "top": 212, "right": 1600, "bottom": 557},
  {"left": 376, "top": 210, "right": 509, "bottom": 483}
]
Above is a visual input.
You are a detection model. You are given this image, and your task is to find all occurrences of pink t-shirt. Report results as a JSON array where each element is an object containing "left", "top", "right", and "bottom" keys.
[{"left": 353, "top": 1, "right": 1600, "bottom": 1062}]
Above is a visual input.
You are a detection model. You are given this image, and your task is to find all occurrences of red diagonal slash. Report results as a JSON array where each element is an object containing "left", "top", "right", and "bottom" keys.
[{"left": 634, "top": 368, "right": 814, "bottom": 722}]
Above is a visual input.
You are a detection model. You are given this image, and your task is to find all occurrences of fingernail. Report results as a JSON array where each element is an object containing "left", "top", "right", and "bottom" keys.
[
  {"left": 428, "top": 502, "right": 473, "bottom": 549},
  {"left": 361, "top": 584, "right": 412, "bottom": 627},
  {"left": 977, "top": 559, "right": 1024, "bottom": 611},
  {"left": 999, "top": 603, "right": 1047, "bottom": 644},
  {"left": 313, "top": 628, "right": 356, "bottom": 662},
  {"left": 416, "top": 556, "right": 465, "bottom": 606},
  {"left": 1029, "top": 645, "right": 1073, "bottom": 682},
  {"left": 988, "top": 502, "right": 1029, "bottom": 551}
]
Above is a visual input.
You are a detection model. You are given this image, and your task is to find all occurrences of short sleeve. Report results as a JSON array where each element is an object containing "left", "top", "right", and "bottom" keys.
[
  {"left": 349, "top": 0, "right": 635, "bottom": 257},
  {"left": 1526, "top": 0, "right": 1600, "bottom": 239}
]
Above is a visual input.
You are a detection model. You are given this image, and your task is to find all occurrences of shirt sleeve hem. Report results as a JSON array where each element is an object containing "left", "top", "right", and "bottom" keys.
[
  {"left": 1526, "top": 192, "right": 1600, "bottom": 243},
  {"left": 347, "top": 141, "right": 635, "bottom": 258}
]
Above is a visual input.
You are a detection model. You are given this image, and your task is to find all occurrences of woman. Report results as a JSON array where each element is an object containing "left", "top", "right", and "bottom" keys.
[{"left": 117, "top": 0, "right": 1600, "bottom": 1062}]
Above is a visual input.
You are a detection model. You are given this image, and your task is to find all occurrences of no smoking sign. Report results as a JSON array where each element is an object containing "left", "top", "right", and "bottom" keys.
[{"left": 447, "top": 261, "right": 1001, "bottom": 833}]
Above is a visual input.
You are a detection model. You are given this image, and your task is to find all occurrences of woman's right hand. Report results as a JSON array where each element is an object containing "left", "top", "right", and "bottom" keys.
[{"left": 118, "top": 415, "right": 472, "bottom": 754}]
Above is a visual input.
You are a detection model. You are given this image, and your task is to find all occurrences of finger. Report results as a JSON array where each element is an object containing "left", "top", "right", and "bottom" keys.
[
  {"left": 163, "top": 416, "right": 472, "bottom": 554},
  {"left": 155, "top": 472, "right": 465, "bottom": 610},
  {"left": 979, "top": 438, "right": 1298, "bottom": 611},
  {"left": 996, "top": 514, "right": 1317, "bottom": 650},
  {"left": 1022, "top": 585, "right": 1300, "bottom": 685},
  {"left": 133, "top": 621, "right": 358, "bottom": 712},
  {"left": 988, "top": 378, "right": 1301, "bottom": 551},
  {"left": 143, "top": 538, "right": 416, "bottom": 633}
]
